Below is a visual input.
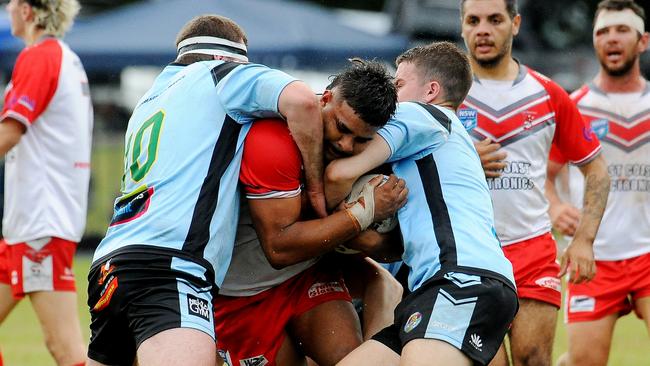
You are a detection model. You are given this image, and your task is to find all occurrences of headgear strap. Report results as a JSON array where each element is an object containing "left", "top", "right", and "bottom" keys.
[
  {"left": 594, "top": 9, "right": 645, "bottom": 36},
  {"left": 176, "top": 36, "right": 248, "bottom": 62}
]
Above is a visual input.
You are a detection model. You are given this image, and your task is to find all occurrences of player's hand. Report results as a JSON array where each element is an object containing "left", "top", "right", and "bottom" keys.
[
  {"left": 559, "top": 238, "right": 596, "bottom": 284},
  {"left": 373, "top": 174, "right": 407, "bottom": 222},
  {"left": 474, "top": 138, "right": 507, "bottom": 178},
  {"left": 549, "top": 202, "right": 581, "bottom": 236}
]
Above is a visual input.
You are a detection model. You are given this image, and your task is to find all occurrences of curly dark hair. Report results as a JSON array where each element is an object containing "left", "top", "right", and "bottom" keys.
[
  {"left": 460, "top": 0, "right": 518, "bottom": 19},
  {"left": 326, "top": 59, "right": 397, "bottom": 128}
]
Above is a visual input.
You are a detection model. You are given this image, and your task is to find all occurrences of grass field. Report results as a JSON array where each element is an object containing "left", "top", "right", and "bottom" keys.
[{"left": 0, "top": 255, "right": 648, "bottom": 365}]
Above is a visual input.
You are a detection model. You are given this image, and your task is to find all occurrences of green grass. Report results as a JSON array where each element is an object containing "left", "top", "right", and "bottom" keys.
[{"left": 0, "top": 255, "right": 647, "bottom": 365}]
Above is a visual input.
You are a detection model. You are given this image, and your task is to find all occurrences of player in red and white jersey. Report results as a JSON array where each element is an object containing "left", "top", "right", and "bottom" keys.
[
  {"left": 458, "top": 1, "right": 611, "bottom": 365},
  {"left": 546, "top": 2, "right": 650, "bottom": 365},
  {"left": 0, "top": 1, "right": 91, "bottom": 365},
  {"left": 215, "top": 62, "right": 407, "bottom": 366}
]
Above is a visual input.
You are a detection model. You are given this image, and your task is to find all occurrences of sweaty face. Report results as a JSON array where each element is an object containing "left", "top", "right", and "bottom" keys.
[
  {"left": 394, "top": 62, "right": 430, "bottom": 103},
  {"left": 461, "top": 0, "right": 519, "bottom": 69},
  {"left": 594, "top": 21, "right": 646, "bottom": 77},
  {"left": 320, "top": 90, "right": 377, "bottom": 162}
]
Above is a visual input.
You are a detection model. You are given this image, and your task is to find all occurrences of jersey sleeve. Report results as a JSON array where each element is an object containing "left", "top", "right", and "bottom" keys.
[
  {"left": 542, "top": 77, "right": 601, "bottom": 166},
  {"left": 548, "top": 143, "right": 568, "bottom": 164},
  {"left": 1, "top": 43, "right": 61, "bottom": 127},
  {"left": 240, "top": 118, "right": 303, "bottom": 199},
  {"left": 377, "top": 102, "right": 449, "bottom": 162},
  {"left": 217, "top": 63, "right": 297, "bottom": 123}
]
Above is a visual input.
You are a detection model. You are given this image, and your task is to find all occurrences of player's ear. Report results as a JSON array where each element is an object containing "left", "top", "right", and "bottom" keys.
[
  {"left": 425, "top": 80, "right": 441, "bottom": 104},
  {"left": 320, "top": 89, "right": 333, "bottom": 107}
]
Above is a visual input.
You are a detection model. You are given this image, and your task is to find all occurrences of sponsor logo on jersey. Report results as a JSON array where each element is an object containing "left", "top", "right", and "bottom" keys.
[
  {"left": 239, "top": 355, "right": 269, "bottom": 366},
  {"left": 458, "top": 108, "right": 478, "bottom": 131},
  {"left": 522, "top": 110, "right": 537, "bottom": 130},
  {"left": 590, "top": 118, "right": 609, "bottom": 139},
  {"left": 17, "top": 95, "right": 36, "bottom": 112},
  {"left": 404, "top": 312, "right": 422, "bottom": 333},
  {"left": 582, "top": 125, "right": 595, "bottom": 142},
  {"left": 534, "top": 276, "right": 561, "bottom": 292},
  {"left": 469, "top": 333, "right": 483, "bottom": 352},
  {"left": 307, "top": 281, "right": 344, "bottom": 298},
  {"left": 569, "top": 295, "right": 596, "bottom": 313}
]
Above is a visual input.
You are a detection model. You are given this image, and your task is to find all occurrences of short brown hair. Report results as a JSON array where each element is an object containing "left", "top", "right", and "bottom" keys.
[
  {"left": 595, "top": 0, "right": 646, "bottom": 29},
  {"left": 175, "top": 15, "right": 248, "bottom": 64},
  {"left": 396, "top": 42, "right": 473, "bottom": 110}
]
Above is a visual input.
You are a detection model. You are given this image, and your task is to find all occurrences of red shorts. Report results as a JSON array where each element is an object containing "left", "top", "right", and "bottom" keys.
[
  {"left": 214, "top": 263, "right": 352, "bottom": 366},
  {"left": 565, "top": 251, "right": 650, "bottom": 323},
  {"left": 0, "top": 238, "right": 77, "bottom": 299},
  {"left": 502, "top": 232, "right": 561, "bottom": 308}
]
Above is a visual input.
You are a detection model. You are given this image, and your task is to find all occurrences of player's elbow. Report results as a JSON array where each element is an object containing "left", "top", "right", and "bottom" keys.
[{"left": 259, "top": 238, "right": 295, "bottom": 269}]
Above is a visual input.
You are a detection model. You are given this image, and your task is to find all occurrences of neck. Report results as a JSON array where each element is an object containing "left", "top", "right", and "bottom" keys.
[
  {"left": 23, "top": 27, "right": 46, "bottom": 46},
  {"left": 594, "top": 63, "right": 645, "bottom": 93},
  {"left": 470, "top": 56, "right": 519, "bottom": 81}
]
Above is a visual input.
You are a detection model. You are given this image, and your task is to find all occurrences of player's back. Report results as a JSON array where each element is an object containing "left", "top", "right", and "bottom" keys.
[
  {"left": 384, "top": 103, "right": 515, "bottom": 291},
  {"left": 94, "top": 61, "right": 252, "bottom": 283}
]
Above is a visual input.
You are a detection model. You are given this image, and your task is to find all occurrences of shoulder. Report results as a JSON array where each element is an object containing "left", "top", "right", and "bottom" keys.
[{"left": 569, "top": 85, "right": 590, "bottom": 103}]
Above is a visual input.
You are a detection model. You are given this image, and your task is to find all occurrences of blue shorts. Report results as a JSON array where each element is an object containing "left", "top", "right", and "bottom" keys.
[
  {"left": 87, "top": 247, "right": 215, "bottom": 365},
  {"left": 372, "top": 271, "right": 518, "bottom": 365}
]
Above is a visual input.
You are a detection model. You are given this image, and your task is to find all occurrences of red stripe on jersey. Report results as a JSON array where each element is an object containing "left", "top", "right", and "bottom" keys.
[
  {"left": 570, "top": 85, "right": 590, "bottom": 104},
  {"left": 468, "top": 100, "right": 554, "bottom": 143},
  {"left": 1, "top": 38, "right": 62, "bottom": 126},
  {"left": 529, "top": 70, "right": 602, "bottom": 165},
  {"left": 240, "top": 119, "right": 303, "bottom": 196}
]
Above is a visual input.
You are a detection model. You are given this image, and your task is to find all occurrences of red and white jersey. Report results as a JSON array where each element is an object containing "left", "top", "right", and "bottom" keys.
[
  {"left": 459, "top": 66, "right": 601, "bottom": 245},
  {"left": 1, "top": 38, "right": 93, "bottom": 244},
  {"left": 219, "top": 119, "right": 317, "bottom": 296},
  {"left": 550, "top": 83, "right": 650, "bottom": 260}
]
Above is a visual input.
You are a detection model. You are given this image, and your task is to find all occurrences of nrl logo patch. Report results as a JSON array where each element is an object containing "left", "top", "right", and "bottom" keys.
[{"left": 403, "top": 312, "right": 422, "bottom": 333}]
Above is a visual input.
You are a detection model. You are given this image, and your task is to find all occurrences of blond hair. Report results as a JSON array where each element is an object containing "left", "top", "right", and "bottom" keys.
[{"left": 27, "top": 0, "right": 80, "bottom": 37}]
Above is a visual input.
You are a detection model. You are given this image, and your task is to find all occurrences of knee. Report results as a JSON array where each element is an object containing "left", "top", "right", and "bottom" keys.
[
  {"left": 513, "top": 344, "right": 552, "bottom": 366},
  {"left": 42, "top": 331, "right": 85, "bottom": 366},
  {"left": 568, "top": 345, "right": 609, "bottom": 366}
]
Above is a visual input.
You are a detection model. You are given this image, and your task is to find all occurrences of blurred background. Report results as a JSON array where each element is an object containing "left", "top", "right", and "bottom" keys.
[{"left": 1, "top": 0, "right": 650, "bottom": 247}]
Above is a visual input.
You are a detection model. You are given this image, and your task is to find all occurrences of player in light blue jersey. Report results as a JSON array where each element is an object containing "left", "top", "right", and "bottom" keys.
[
  {"left": 86, "top": 15, "right": 329, "bottom": 366},
  {"left": 327, "top": 42, "right": 518, "bottom": 366}
]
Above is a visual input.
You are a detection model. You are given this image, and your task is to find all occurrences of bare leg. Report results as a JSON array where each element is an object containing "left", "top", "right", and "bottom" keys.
[
  {"left": 565, "top": 314, "right": 617, "bottom": 366},
  {"left": 509, "top": 299, "right": 557, "bottom": 366},
  {"left": 275, "top": 333, "right": 308, "bottom": 366},
  {"left": 336, "top": 340, "right": 399, "bottom": 366},
  {"left": 489, "top": 341, "right": 510, "bottom": 366},
  {"left": 29, "top": 291, "right": 86, "bottom": 366},
  {"left": 0, "top": 284, "right": 18, "bottom": 324},
  {"left": 400, "top": 339, "right": 471, "bottom": 366},
  {"left": 636, "top": 296, "right": 650, "bottom": 334},
  {"left": 344, "top": 257, "right": 403, "bottom": 339},
  {"left": 290, "top": 299, "right": 362, "bottom": 366},
  {"left": 136, "top": 328, "right": 215, "bottom": 366}
]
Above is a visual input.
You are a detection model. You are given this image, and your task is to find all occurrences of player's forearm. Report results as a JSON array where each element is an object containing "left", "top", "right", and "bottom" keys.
[
  {"left": 545, "top": 160, "right": 565, "bottom": 207},
  {"left": 574, "top": 155, "right": 610, "bottom": 243},
  {"left": 259, "top": 210, "right": 360, "bottom": 269},
  {"left": 0, "top": 118, "right": 25, "bottom": 155},
  {"left": 324, "top": 137, "right": 392, "bottom": 210},
  {"left": 278, "top": 81, "right": 326, "bottom": 216}
]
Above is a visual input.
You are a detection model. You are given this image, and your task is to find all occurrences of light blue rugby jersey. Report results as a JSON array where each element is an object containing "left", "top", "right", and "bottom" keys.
[
  {"left": 378, "top": 102, "right": 515, "bottom": 292},
  {"left": 92, "top": 61, "right": 296, "bottom": 286}
]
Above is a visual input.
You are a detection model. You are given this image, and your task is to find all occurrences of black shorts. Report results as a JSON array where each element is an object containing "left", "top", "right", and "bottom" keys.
[
  {"left": 372, "top": 271, "right": 518, "bottom": 366},
  {"left": 87, "top": 248, "right": 215, "bottom": 366}
]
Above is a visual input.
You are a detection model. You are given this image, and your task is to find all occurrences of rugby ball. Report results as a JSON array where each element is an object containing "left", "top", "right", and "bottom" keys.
[{"left": 335, "top": 174, "right": 399, "bottom": 254}]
